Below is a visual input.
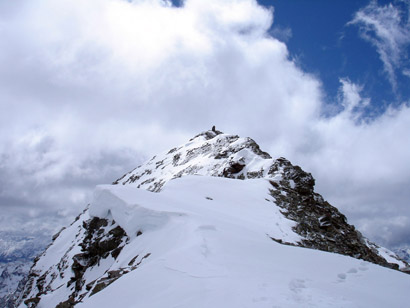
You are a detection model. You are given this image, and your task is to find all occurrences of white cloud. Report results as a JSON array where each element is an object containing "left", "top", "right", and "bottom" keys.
[
  {"left": 270, "top": 25, "right": 293, "bottom": 42},
  {"left": 300, "top": 80, "right": 410, "bottom": 247},
  {"left": 348, "top": 0, "right": 410, "bottom": 92},
  {"left": 0, "top": 0, "right": 410, "bottom": 248}
]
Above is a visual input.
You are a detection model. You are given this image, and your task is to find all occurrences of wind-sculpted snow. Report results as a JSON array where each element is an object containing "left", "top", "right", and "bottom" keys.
[{"left": 91, "top": 186, "right": 186, "bottom": 239}]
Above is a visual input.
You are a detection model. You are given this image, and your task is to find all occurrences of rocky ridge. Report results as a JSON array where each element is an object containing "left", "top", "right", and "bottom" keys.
[{"left": 15, "top": 208, "right": 140, "bottom": 308}]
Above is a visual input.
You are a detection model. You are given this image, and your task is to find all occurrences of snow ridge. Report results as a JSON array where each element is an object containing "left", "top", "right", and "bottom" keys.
[{"left": 114, "top": 130, "right": 279, "bottom": 191}]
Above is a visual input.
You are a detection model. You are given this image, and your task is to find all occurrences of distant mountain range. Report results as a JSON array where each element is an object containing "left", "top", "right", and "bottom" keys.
[
  {"left": 0, "top": 231, "right": 50, "bottom": 307},
  {"left": 394, "top": 247, "right": 410, "bottom": 263}
]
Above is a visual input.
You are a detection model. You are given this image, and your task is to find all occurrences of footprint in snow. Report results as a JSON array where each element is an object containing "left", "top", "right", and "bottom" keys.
[
  {"left": 197, "top": 225, "right": 217, "bottom": 231},
  {"left": 337, "top": 267, "right": 362, "bottom": 282},
  {"left": 288, "top": 279, "right": 309, "bottom": 303},
  {"left": 289, "top": 279, "right": 306, "bottom": 293},
  {"left": 252, "top": 296, "right": 268, "bottom": 303},
  {"left": 337, "top": 273, "right": 347, "bottom": 281}
]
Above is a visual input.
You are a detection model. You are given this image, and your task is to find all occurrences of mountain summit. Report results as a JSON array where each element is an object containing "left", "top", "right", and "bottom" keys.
[
  {"left": 113, "top": 129, "right": 405, "bottom": 268},
  {"left": 15, "top": 129, "right": 410, "bottom": 307}
]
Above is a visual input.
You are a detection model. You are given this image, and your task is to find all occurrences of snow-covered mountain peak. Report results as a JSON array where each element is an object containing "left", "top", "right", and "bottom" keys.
[
  {"left": 114, "top": 128, "right": 311, "bottom": 195},
  {"left": 13, "top": 129, "right": 410, "bottom": 308},
  {"left": 81, "top": 129, "right": 409, "bottom": 272}
]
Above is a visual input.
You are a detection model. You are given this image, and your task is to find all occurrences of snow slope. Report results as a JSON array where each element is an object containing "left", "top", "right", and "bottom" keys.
[{"left": 20, "top": 176, "right": 410, "bottom": 307}]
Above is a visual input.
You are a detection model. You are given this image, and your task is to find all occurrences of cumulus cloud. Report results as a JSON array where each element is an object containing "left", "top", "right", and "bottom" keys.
[
  {"left": 348, "top": 0, "right": 410, "bottom": 91},
  {"left": 0, "top": 0, "right": 409, "bottom": 248},
  {"left": 302, "top": 79, "right": 410, "bottom": 247}
]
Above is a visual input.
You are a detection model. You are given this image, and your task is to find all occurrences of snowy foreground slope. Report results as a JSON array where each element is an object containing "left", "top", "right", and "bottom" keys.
[{"left": 16, "top": 130, "right": 409, "bottom": 307}]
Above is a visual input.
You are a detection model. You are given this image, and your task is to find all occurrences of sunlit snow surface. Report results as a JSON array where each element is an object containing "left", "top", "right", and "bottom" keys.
[{"left": 68, "top": 176, "right": 410, "bottom": 308}]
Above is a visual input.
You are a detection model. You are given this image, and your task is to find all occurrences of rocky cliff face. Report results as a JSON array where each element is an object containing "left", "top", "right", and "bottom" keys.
[
  {"left": 14, "top": 129, "right": 408, "bottom": 307},
  {"left": 15, "top": 210, "right": 134, "bottom": 308}
]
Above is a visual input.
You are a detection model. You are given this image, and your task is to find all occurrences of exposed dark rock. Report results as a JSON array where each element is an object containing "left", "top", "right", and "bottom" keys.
[
  {"left": 222, "top": 162, "right": 245, "bottom": 177},
  {"left": 268, "top": 172, "right": 395, "bottom": 268},
  {"left": 70, "top": 218, "right": 127, "bottom": 294},
  {"left": 128, "top": 255, "right": 139, "bottom": 266},
  {"left": 56, "top": 296, "right": 76, "bottom": 308},
  {"left": 24, "top": 296, "right": 40, "bottom": 307},
  {"left": 17, "top": 215, "right": 129, "bottom": 308},
  {"left": 89, "top": 254, "right": 152, "bottom": 297},
  {"left": 214, "top": 151, "right": 228, "bottom": 159},
  {"left": 172, "top": 153, "right": 181, "bottom": 166},
  {"left": 247, "top": 169, "right": 264, "bottom": 179},
  {"left": 190, "top": 129, "right": 223, "bottom": 141}
]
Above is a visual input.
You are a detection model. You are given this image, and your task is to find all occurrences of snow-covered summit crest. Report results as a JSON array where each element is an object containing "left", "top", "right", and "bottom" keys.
[
  {"left": 114, "top": 128, "right": 312, "bottom": 195},
  {"left": 112, "top": 129, "right": 408, "bottom": 271}
]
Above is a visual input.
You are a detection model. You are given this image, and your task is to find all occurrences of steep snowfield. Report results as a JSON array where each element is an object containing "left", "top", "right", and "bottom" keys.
[{"left": 30, "top": 176, "right": 409, "bottom": 308}]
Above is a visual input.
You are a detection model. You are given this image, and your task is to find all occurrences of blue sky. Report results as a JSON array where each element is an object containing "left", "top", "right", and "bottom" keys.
[
  {"left": 169, "top": 0, "right": 410, "bottom": 112},
  {"left": 261, "top": 0, "right": 410, "bottom": 116}
]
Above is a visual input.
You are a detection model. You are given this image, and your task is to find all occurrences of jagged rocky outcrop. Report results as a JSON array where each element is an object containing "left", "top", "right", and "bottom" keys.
[
  {"left": 15, "top": 129, "right": 409, "bottom": 307},
  {"left": 15, "top": 210, "right": 149, "bottom": 308},
  {"left": 267, "top": 158, "right": 397, "bottom": 269}
]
